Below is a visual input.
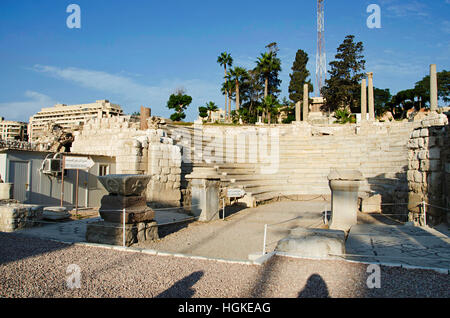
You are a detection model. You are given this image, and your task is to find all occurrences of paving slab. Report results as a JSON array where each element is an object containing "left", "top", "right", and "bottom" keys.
[
  {"left": 13, "top": 210, "right": 191, "bottom": 243},
  {"left": 345, "top": 224, "right": 450, "bottom": 271}
]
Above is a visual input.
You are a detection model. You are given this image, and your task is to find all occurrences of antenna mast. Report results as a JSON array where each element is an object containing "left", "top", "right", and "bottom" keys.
[{"left": 316, "top": 0, "right": 326, "bottom": 97}]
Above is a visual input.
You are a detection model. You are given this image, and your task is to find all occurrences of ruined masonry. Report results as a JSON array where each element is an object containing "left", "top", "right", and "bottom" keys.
[
  {"left": 70, "top": 116, "right": 182, "bottom": 208},
  {"left": 407, "top": 113, "right": 449, "bottom": 225}
]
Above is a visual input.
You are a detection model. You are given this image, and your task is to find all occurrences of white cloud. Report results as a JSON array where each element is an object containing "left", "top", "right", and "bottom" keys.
[
  {"left": 384, "top": 0, "right": 429, "bottom": 18},
  {"left": 0, "top": 91, "right": 56, "bottom": 122},
  {"left": 31, "top": 64, "right": 221, "bottom": 120}
]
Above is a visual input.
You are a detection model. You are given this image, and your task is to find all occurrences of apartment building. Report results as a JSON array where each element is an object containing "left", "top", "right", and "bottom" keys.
[
  {"left": 0, "top": 118, "right": 28, "bottom": 141},
  {"left": 28, "top": 100, "right": 123, "bottom": 141}
]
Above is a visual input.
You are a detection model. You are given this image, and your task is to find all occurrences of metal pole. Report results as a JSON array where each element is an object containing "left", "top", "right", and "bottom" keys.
[
  {"left": 422, "top": 201, "right": 427, "bottom": 227},
  {"left": 75, "top": 169, "right": 79, "bottom": 214},
  {"left": 60, "top": 156, "right": 65, "bottom": 207},
  {"left": 262, "top": 224, "right": 268, "bottom": 255},
  {"left": 222, "top": 198, "right": 225, "bottom": 220},
  {"left": 123, "top": 208, "right": 126, "bottom": 247}
]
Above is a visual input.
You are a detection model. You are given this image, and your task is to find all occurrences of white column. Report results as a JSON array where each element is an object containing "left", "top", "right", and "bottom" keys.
[
  {"left": 303, "top": 84, "right": 309, "bottom": 122},
  {"left": 367, "top": 72, "right": 375, "bottom": 120},
  {"left": 361, "top": 79, "right": 367, "bottom": 121},
  {"left": 430, "top": 64, "right": 438, "bottom": 112}
]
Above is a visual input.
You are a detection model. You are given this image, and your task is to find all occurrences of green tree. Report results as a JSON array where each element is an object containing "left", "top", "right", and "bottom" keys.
[
  {"left": 322, "top": 35, "right": 366, "bottom": 113},
  {"left": 373, "top": 88, "right": 392, "bottom": 117},
  {"left": 255, "top": 51, "right": 282, "bottom": 122},
  {"left": 263, "top": 95, "right": 279, "bottom": 124},
  {"left": 205, "top": 101, "right": 219, "bottom": 122},
  {"left": 288, "top": 49, "right": 313, "bottom": 104},
  {"left": 167, "top": 91, "right": 192, "bottom": 122},
  {"left": 217, "top": 52, "right": 233, "bottom": 118},
  {"left": 229, "top": 66, "right": 249, "bottom": 112},
  {"left": 221, "top": 76, "right": 235, "bottom": 120},
  {"left": 414, "top": 70, "right": 450, "bottom": 107},
  {"left": 389, "top": 89, "right": 415, "bottom": 119},
  {"left": 198, "top": 106, "right": 208, "bottom": 121}
]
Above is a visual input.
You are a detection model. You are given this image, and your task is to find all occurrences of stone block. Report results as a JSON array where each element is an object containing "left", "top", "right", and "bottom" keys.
[
  {"left": 420, "top": 128, "right": 429, "bottom": 137},
  {"left": 275, "top": 228, "right": 346, "bottom": 260},
  {"left": 407, "top": 139, "right": 419, "bottom": 149},
  {"left": 361, "top": 194, "right": 382, "bottom": 213},
  {"left": 414, "top": 170, "right": 424, "bottom": 183},
  {"left": 86, "top": 221, "right": 158, "bottom": 247},
  {"left": 418, "top": 150, "right": 428, "bottom": 160},
  {"left": 412, "top": 130, "right": 421, "bottom": 138},
  {"left": 408, "top": 160, "right": 420, "bottom": 170},
  {"left": 99, "top": 195, "right": 155, "bottom": 224},
  {"left": 420, "top": 160, "right": 441, "bottom": 172}
]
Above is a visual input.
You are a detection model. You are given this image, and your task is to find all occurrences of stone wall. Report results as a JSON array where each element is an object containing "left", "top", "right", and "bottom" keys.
[
  {"left": 407, "top": 113, "right": 449, "bottom": 225},
  {"left": 71, "top": 117, "right": 183, "bottom": 207},
  {"left": 147, "top": 137, "right": 182, "bottom": 207},
  {"left": 0, "top": 204, "right": 43, "bottom": 232},
  {"left": 166, "top": 121, "right": 421, "bottom": 212}
]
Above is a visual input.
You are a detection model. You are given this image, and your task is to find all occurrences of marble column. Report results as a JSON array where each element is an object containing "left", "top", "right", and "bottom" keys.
[
  {"left": 140, "top": 106, "right": 151, "bottom": 130},
  {"left": 303, "top": 84, "right": 309, "bottom": 122},
  {"left": 295, "top": 101, "right": 301, "bottom": 122},
  {"left": 361, "top": 79, "right": 367, "bottom": 121},
  {"left": 367, "top": 72, "right": 375, "bottom": 121},
  {"left": 430, "top": 64, "right": 438, "bottom": 112}
]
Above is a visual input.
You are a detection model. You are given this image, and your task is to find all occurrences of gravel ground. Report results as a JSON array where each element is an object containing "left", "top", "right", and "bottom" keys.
[{"left": 1, "top": 232, "right": 449, "bottom": 298}]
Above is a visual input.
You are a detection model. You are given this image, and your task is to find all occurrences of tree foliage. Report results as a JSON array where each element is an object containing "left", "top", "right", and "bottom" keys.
[
  {"left": 288, "top": 49, "right": 313, "bottom": 104},
  {"left": 322, "top": 35, "right": 366, "bottom": 112},
  {"left": 167, "top": 92, "right": 192, "bottom": 122}
]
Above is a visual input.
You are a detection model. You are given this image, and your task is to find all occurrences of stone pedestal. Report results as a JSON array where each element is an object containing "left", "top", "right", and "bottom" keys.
[
  {"left": 86, "top": 174, "right": 158, "bottom": 246},
  {"left": 99, "top": 195, "right": 155, "bottom": 223},
  {"left": 328, "top": 170, "right": 364, "bottom": 232},
  {"left": 86, "top": 220, "right": 158, "bottom": 247},
  {"left": 186, "top": 168, "right": 221, "bottom": 222}
]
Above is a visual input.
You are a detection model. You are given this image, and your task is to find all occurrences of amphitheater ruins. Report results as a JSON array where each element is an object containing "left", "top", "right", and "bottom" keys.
[{"left": 0, "top": 66, "right": 449, "bottom": 267}]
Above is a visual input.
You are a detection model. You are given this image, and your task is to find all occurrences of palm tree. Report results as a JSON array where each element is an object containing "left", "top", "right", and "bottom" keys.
[
  {"left": 205, "top": 101, "right": 218, "bottom": 122},
  {"left": 263, "top": 95, "right": 278, "bottom": 124},
  {"left": 255, "top": 52, "right": 281, "bottom": 122},
  {"left": 229, "top": 67, "right": 248, "bottom": 112},
  {"left": 217, "top": 52, "right": 233, "bottom": 119},
  {"left": 222, "top": 75, "right": 235, "bottom": 121}
]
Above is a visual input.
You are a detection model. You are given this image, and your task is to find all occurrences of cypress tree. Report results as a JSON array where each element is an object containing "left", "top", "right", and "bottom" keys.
[{"left": 288, "top": 49, "right": 313, "bottom": 104}]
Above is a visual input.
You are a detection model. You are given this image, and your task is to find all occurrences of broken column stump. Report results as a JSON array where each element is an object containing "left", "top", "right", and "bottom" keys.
[{"left": 86, "top": 174, "right": 159, "bottom": 246}]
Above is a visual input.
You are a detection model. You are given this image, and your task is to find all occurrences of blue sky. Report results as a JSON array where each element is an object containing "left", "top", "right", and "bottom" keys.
[{"left": 0, "top": 0, "right": 449, "bottom": 122}]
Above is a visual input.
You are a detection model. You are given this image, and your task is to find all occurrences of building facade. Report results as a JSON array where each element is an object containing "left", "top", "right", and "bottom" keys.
[
  {"left": 28, "top": 100, "right": 123, "bottom": 142},
  {"left": 0, "top": 119, "right": 28, "bottom": 141}
]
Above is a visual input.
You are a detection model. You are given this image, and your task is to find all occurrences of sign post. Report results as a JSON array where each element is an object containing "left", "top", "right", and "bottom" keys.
[
  {"left": 63, "top": 156, "right": 95, "bottom": 213},
  {"left": 226, "top": 188, "right": 246, "bottom": 207}
]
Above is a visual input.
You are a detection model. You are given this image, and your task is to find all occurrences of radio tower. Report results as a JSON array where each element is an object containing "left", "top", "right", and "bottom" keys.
[{"left": 316, "top": 0, "right": 326, "bottom": 97}]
